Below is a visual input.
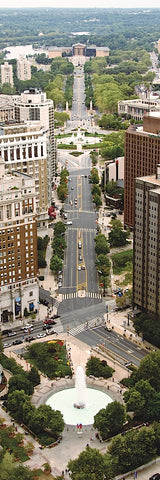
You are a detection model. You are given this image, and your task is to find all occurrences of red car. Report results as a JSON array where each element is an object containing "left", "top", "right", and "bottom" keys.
[{"left": 25, "top": 336, "right": 35, "bottom": 342}]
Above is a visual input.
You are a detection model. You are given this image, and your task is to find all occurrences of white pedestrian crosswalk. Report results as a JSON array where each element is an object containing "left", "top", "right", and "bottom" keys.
[
  {"left": 68, "top": 316, "right": 104, "bottom": 337},
  {"left": 66, "top": 227, "right": 97, "bottom": 233},
  {"left": 62, "top": 292, "right": 102, "bottom": 300}
]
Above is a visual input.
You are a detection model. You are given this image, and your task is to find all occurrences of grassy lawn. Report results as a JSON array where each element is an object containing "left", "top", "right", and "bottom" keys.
[
  {"left": 112, "top": 250, "right": 133, "bottom": 275},
  {"left": 58, "top": 144, "right": 77, "bottom": 149},
  {"left": 112, "top": 250, "right": 133, "bottom": 287}
]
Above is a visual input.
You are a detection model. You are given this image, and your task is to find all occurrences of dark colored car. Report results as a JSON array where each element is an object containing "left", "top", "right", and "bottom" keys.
[
  {"left": 2, "top": 329, "right": 12, "bottom": 336},
  {"left": 25, "top": 336, "right": 35, "bottom": 342},
  {"left": 50, "top": 314, "right": 60, "bottom": 319},
  {"left": 149, "top": 475, "right": 160, "bottom": 480},
  {"left": 43, "top": 324, "right": 53, "bottom": 330},
  {"left": 12, "top": 339, "right": 23, "bottom": 345}
]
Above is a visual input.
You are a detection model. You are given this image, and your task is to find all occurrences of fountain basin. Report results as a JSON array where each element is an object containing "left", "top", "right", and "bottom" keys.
[{"left": 46, "top": 387, "right": 112, "bottom": 425}]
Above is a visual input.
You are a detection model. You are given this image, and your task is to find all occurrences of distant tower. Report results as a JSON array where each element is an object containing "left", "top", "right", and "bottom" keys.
[
  {"left": 1, "top": 62, "right": 13, "bottom": 86},
  {"left": 17, "top": 57, "right": 31, "bottom": 81}
]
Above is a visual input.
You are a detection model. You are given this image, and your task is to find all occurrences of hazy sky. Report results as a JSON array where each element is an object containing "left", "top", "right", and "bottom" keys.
[{"left": 2, "top": 0, "right": 160, "bottom": 8}]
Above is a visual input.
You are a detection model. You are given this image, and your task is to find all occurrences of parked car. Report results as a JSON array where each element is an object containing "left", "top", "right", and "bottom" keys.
[
  {"left": 3, "top": 343, "right": 12, "bottom": 348},
  {"left": 66, "top": 220, "right": 72, "bottom": 225},
  {"left": 25, "top": 336, "right": 35, "bottom": 342},
  {"left": 149, "top": 474, "right": 160, "bottom": 480},
  {"left": 46, "top": 329, "right": 56, "bottom": 335},
  {"left": 44, "top": 318, "right": 56, "bottom": 325},
  {"left": 8, "top": 331, "right": 16, "bottom": 337},
  {"left": 2, "top": 329, "right": 12, "bottom": 336},
  {"left": 12, "top": 339, "right": 23, "bottom": 345},
  {"left": 43, "top": 324, "right": 53, "bottom": 330},
  {"left": 23, "top": 327, "right": 33, "bottom": 333},
  {"left": 37, "top": 332, "right": 46, "bottom": 338}
]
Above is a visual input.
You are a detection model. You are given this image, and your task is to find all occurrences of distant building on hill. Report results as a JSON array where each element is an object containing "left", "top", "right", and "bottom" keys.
[
  {"left": 48, "top": 44, "right": 109, "bottom": 59},
  {"left": 17, "top": 57, "right": 31, "bottom": 81},
  {"left": 1, "top": 62, "right": 13, "bottom": 87}
]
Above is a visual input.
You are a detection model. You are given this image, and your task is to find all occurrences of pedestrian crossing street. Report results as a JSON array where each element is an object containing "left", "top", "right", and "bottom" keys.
[
  {"left": 68, "top": 316, "right": 104, "bottom": 337},
  {"left": 62, "top": 292, "right": 102, "bottom": 300}
]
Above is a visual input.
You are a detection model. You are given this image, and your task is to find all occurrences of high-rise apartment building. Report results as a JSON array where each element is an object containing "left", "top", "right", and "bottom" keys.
[
  {"left": 14, "top": 89, "right": 56, "bottom": 196},
  {"left": 124, "top": 113, "right": 160, "bottom": 229},
  {"left": 133, "top": 166, "right": 160, "bottom": 318},
  {"left": 17, "top": 57, "right": 31, "bottom": 81},
  {"left": 1, "top": 62, "right": 13, "bottom": 87},
  {"left": 0, "top": 158, "right": 38, "bottom": 323},
  {"left": 0, "top": 121, "right": 49, "bottom": 227}
]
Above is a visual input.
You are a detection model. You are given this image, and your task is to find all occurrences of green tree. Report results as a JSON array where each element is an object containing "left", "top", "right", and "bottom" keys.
[
  {"left": 96, "top": 254, "right": 110, "bottom": 276},
  {"left": 0, "top": 452, "right": 15, "bottom": 480},
  {"left": 108, "top": 227, "right": 129, "bottom": 247},
  {"left": 49, "top": 408, "right": 65, "bottom": 439},
  {"left": 8, "top": 374, "right": 34, "bottom": 396},
  {"left": 7, "top": 390, "right": 32, "bottom": 423},
  {"left": 94, "top": 401, "right": 126, "bottom": 439},
  {"left": 93, "top": 194, "right": 102, "bottom": 208},
  {"left": 137, "top": 351, "right": 160, "bottom": 391},
  {"left": 91, "top": 184, "right": 101, "bottom": 196},
  {"left": 28, "top": 366, "right": 40, "bottom": 387},
  {"left": 50, "top": 254, "right": 63, "bottom": 274},
  {"left": 95, "top": 234, "right": 110, "bottom": 255},
  {"left": 86, "top": 356, "right": 114, "bottom": 379},
  {"left": 1, "top": 82, "right": 16, "bottom": 95},
  {"left": 52, "top": 235, "right": 67, "bottom": 258},
  {"left": 57, "top": 183, "right": 68, "bottom": 202},
  {"left": 68, "top": 446, "right": 106, "bottom": 480},
  {"left": 11, "top": 465, "right": 33, "bottom": 480}
]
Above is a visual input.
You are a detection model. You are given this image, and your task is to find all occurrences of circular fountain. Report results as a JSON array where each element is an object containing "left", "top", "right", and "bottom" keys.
[{"left": 46, "top": 366, "right": 112, "bottom": 425}]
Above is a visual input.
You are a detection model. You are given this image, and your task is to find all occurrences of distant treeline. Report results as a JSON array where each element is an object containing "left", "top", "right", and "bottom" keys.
[{"left": 0, "top": 8, "right": 160, "bottom": 50}]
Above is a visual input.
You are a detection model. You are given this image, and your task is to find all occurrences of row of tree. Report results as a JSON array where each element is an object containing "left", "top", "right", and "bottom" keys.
[
  {"left": 50, "top": 220, "right": 66, "bottom": 275},
  {"left": 90, "top": 166, "right": 102, "bottom": 209},
  {"left": 37, "top": 234, "right": 50, "bottom": 268}
]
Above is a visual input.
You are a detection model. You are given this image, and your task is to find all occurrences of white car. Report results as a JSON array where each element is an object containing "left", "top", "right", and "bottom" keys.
[
  {"left": 37, "top": 333, "right": 46, "bottom": 338},
  {"left": 3, "top": 343, "right": 12, "bottom": 348},
  {"left": 78, "top": 265, "right": 81, "bottom": 271},
  {"left": 66, "top": 220, "right": 72, "bottom": 225},
  {"left": 8, "top": 331, "right": 16, "bottom": 337}
]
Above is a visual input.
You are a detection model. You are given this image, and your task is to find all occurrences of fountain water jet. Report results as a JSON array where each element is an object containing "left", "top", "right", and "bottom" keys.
[{"left": 74, "top": 366, "right": 87, "bottom": 409}]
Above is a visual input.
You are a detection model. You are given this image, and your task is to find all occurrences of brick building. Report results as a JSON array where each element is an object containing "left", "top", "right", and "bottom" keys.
[
  {"left": 134, "top": 166, "right": 160, "bottom": 318},
  {"left": 124, "top": 113, "right": 160, "bottom": 229},
  {"left": 0, "top": 158, "right": 38, "bottom": 323}
]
